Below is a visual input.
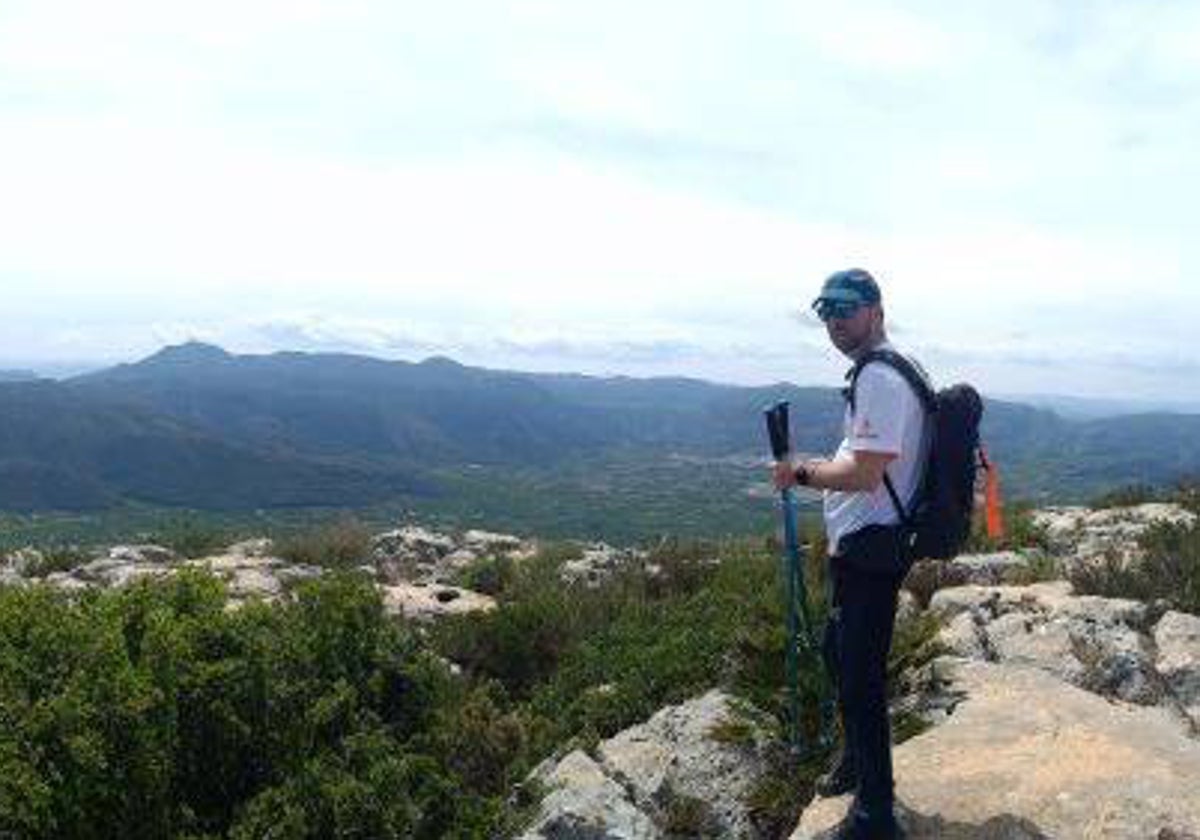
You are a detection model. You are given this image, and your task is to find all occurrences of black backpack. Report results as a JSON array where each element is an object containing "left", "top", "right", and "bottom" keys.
[{"left": 845, "top": 349, "right": 985, "bottom": 561}]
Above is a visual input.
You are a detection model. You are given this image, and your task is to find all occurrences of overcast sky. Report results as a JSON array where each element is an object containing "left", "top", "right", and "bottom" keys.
[{"left": 1, "top": 0, "right": 1196, "bottom": 399}]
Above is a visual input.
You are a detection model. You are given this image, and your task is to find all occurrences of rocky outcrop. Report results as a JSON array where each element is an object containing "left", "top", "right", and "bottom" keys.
[
  {"left": 185, "top": 543, "right": 324, "bottom": 606},
  {"left": 371, "top": 525, "right": 534, "bottom": 585},
  {"left": 560, "top": 543, "right": 647, "bottom": 588},
  {"left": 3, "top": 547, "right": 46, "bottom": 576},
  {"left": 1, "top": 526, "right": 527, "bottom": 622},
  {"left": 379, "top": 582, "right": 497, "bottom": 622},
  {"left": 522, "top": 750, "right": 660, "bottom": 839},
  {"left": 59, "top": 544, "right": 179, "bottom": 588},
  {"left": 520, "top": 690, "right": 772, "bottom": 839},
  {"left": 1156, "top": 610, "right": 1200, "bottom": 730},
  {"left": 904, "top": 552, "right": 1037, "bottom": 606},
  {"left": 927, "top": 581, "right": 1196, "bottom": 718},
  {"left": 794, "top": 658, "right": 1200, "bottom": 839},
  {"left": 1032, "top": 503, "right": 1195, "bottom": 572}
]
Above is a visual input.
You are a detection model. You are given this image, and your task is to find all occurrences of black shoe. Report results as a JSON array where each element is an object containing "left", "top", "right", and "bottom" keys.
[
  {"left": 827, "top": 814, "right": 906, "bottom": 840},
  {"left": 815, "top": 754, "right": 857, "bottom": 797}
]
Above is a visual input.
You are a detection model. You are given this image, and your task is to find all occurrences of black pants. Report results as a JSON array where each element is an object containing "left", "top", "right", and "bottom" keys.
[{"left": 822, "top": 525, "right": 908, "bottom": 834}]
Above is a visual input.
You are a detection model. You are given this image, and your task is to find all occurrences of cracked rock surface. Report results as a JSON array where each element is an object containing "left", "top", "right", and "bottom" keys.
[
  {"left": 929, "top": 581, "right": 1199, "bottom": 731},
  {"left": 520, "top": 690, "right": 772, "bottom": 839},
  {"left": 794, "top": 658, "right": 1200, "bottom": 839}
]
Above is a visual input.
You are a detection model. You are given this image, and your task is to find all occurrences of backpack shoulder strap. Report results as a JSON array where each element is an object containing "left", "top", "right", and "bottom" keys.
[
  {"left": 843, "top": 348, "right": 937, "bottom": 525},
  {"left": 845, "top": 349, "right": 937, "bottom": 414}
]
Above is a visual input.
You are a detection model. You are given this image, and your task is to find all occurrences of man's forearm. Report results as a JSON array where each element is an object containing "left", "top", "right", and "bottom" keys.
[{"left": 802, "top": 455, "right": 887, "bottom": 493}]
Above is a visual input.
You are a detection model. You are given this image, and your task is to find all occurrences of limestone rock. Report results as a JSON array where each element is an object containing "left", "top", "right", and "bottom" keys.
[
  {"left": 895, "top": 589, "right": 919, "bottom": 626},
  {"left": 371, "top": 527, "right": 456, "bottom": 579},
  {"left": 225, "top": 538, "right": 274, "bottom": 557},
  {"left": 561, "top": 543, "right": 645, "bottom": 588},
  {"left": 369, "top": 525, "right": 531, "bottom": 585},
  {"left": 189, "top": 552, "right": 281, "bottom": 573},
  {"left": 274, "top": 564, "right": 325, "bottom": 587},
  {"left": 463, "top": 529, "right": 524, "bottom": 554},
  {"left": 931, "top": 582, "right": 1160, "bottom": 709},
  {"left": 3, "top": 547, "right": 45, "bottom": 576},
  {"left": 227, "top": 567, "right": 284, "bottom": 600},
  {"left": 519, "top": 750, "right": 660, "bottom": 839},
  {"left": 1032, "top": 503, "right": 1195, "bottom": 572},
  {"left": 522, "top": 691, "right": 772, "bottom": 838},
  {"left": 937, "top": 612, "right": 988, "bottom": 661},
  {"left": 1155, "top": 610, "right": 1200, "bottom": 728},
  {"left": 108, "top": 544, "right": 178, "bottom": 565},
  {"left": 793, "top": 659, "right": 1200, "bottom": 839},
  {"left": 950, "top": 551, "right": 1031, "bottom": 586},
  {"left": 379, "top": 582, "right": 497, "bottom": 621},
  {"left": 598, "top": 690, "right": 770, "bottom": 837},
  {"left": 74, "top": 557, "right": 172, "bottom": 588},
  {"left": 928, "top": 581, "right": 1073, "bottom": 623},
  {"left": 43, "top": 572, "right": 93, "bottom": 593}
]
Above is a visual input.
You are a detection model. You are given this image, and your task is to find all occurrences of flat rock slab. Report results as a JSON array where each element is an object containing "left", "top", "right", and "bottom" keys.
[
  {"left": 793, "top": 659, "right": 1200, "bottom": 839},
  {"left": 1156, "top": 610, "right": 1200, "bottom": 728},
  {"left": 521, "top": 690, "right": 770, "bottom": 839},
  {"left": 520, "top": 750, "right": 659, "bottom": 840},
  {"left": 379, "top": 582, "right": 497, "bottom": 621}
]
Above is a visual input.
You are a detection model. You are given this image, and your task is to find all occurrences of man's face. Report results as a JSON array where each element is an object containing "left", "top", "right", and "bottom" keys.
[{"left": 823, "top": 302, "right": 879, "bottom": 357}]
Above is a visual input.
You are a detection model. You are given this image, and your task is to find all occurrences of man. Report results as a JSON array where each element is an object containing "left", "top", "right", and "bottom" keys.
[{"left": 773, "top": 268, "right": 928, "bottom": 839}]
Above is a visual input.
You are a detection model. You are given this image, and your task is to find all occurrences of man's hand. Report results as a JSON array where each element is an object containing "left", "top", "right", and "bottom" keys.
[{"left": 772, "top": 460, "right": 798, "bottom": 491}]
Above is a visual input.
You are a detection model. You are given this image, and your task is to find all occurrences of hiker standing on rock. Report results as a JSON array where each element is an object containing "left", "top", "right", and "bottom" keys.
[{"left": 773, "top": 268, "right": 930, "bottom": 840}]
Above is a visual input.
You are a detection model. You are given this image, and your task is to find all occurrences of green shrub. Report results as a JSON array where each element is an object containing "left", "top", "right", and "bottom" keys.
[
  {"left": 274, "top": 518, "right": 372, "bottom": 570},
  {"left": 744, "top": 746, "right": 821, "bottom": 839},
  {"left": 2, "top": 532, "right": 943, "bottom": 839},
  {"left": 456, "top": 554, "right": 516, "bottom": 598},
  {"left": 431, "top": 539, "right": 829, "bottom": 764},
  {"left": 1006, "top": 550, "right": 1060, "bottom": 586},
  {"left": 1070, "top": 521, "right": 1200, "bottom": 613},
  {"left": 151, "top": 514, "right": 237, "bottom": 559},
  {"left": 0, "top": 571, "right": 498, "bottom": 839},
  {"left": 1174, "top": 476, "right": 1200, "bottom": 515},
  {"left": 23, "top": 544, "right": 93, "bottom": 577}
]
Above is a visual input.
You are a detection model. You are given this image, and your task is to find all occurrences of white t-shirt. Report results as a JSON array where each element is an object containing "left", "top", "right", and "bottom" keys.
[{"left": 824, "top": 345, "right": 930, "bottom": 554}]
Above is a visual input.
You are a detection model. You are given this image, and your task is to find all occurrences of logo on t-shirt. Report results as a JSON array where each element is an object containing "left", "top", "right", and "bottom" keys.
[{"left": 853, "top": 416, "right": 879, "bottom": 440}]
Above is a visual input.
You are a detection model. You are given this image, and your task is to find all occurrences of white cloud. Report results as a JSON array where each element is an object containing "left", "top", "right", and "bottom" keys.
[{"left": 1, "top": 0, "right": 1198, "bottom": 398}]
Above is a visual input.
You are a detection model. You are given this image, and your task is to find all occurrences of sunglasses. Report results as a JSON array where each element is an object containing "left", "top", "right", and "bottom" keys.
[{"left": 812, "top": 299, "right": 864, "bottom": 322}]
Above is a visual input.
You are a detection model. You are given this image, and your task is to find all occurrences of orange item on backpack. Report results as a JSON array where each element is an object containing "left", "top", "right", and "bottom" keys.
[{"left": 980, "top": 447, "right": 1004, "bottom": 540}]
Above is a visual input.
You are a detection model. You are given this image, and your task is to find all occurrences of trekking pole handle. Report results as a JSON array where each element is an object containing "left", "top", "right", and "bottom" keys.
[{"left": 764, "top": 400, "right": 791, "bottom": 461}]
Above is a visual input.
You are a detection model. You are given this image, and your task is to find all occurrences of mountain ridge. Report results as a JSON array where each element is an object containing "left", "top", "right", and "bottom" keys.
[{"left": 1, "top": 343, "right": 1197, "bottom": 524}]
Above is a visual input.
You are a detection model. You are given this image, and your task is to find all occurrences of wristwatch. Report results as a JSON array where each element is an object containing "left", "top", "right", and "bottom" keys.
[{"left": 793, "top": 463, "right": 810, "bottom": 487}]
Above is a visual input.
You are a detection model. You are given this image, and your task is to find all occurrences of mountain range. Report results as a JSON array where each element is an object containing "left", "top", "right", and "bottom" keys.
[{"left": 2, "top": 342, "right": 1198, "bottom": 533}]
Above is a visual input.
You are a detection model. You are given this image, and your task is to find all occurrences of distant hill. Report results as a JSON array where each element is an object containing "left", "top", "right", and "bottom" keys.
[
  {"left": 1000, "top": 392, "right": 1200, "bottom": 420},
  {"left": 2, "top": 342, "right": 1199, "bottom": 525},
  {"left": 71, "top": 342, "right": 844, "bottom": 463},
  {"left": 0, "top": 378, "right": 426, "bottom": 512},
  {"left": 0, "top": 369, "right": 40, "bottom": 383}
]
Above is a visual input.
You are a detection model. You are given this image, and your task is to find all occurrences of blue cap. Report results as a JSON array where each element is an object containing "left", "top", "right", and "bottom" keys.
[{"left": 813, "top": 268, "right": 882, "bottom": 307}]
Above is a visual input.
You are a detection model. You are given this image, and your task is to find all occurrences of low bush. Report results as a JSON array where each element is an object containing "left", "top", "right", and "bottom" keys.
[
  {"left": 21, "top": 544, "right": 93, "bottom": 577},
  {"left": 274, "top": 517, "right": 372, "bottom": 570},
  {"left": 1, "top": 530, "right": 941, "bottom": 839},
  {"left": 150, "top": 514, "right": 238, "bottom": 559},
  {"left": 0, "top": 571, "right": 508, "bottom": 839},
  {"left": 456, "top": 553, "right": 517, "bottom": 597},
  {"left": 1070, "top": 521, "right": 1200, "bottom": 614}
]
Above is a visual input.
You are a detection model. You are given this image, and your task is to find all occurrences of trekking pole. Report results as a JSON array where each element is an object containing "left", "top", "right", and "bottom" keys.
[{"left": 764, "top": 400, "right": 816, "bottom": 750}]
